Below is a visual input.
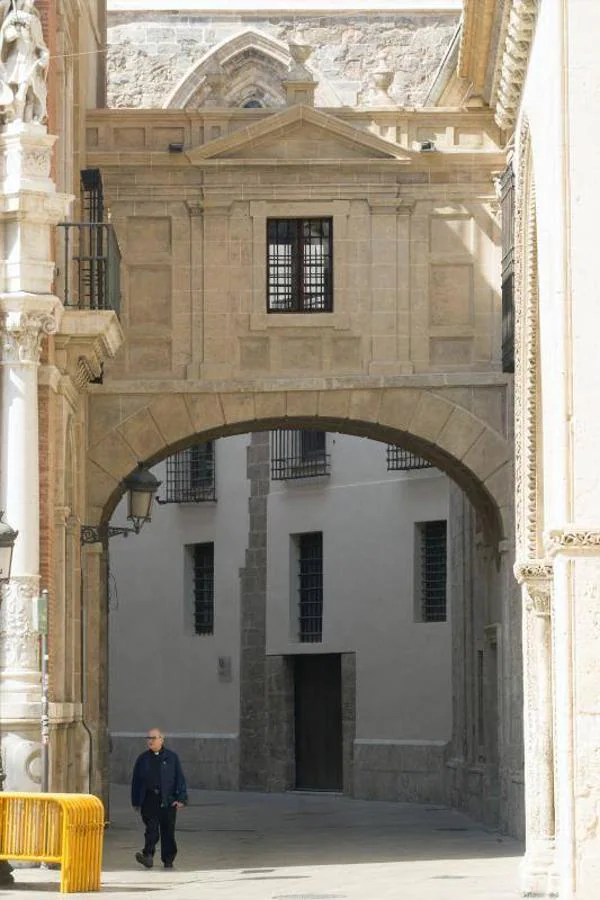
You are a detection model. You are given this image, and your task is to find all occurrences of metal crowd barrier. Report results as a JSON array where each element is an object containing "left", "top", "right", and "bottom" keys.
[{"left": 0, "top": 792, "right": 104, "bottom": 893}]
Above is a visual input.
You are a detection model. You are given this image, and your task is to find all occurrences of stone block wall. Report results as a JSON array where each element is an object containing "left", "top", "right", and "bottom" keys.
[
  {"left": 107, "top": 12, "right": 459, "bottom": 109},
  {"left": 353, "top": 740, "right": 448, "bottom": 804},
  {"left": 110, "top": 734, "right": 239, "bottom": 790}
]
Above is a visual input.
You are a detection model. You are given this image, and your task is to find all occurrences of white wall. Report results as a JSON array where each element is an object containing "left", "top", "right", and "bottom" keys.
[
  {"left": 109, "top": 431, "right": 452, "bottom": 746},
  {"left": 267, "top": 433, "right": 452, "bottom": 743},
  {"left": 108, "top": 434, "right": 250, "bottom": 736}
]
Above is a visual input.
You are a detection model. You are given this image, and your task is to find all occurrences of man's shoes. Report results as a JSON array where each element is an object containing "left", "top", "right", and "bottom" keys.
[
  {"left": 135, "top": 852, "right": 153, "bottom": 869},
  {"left": 163, "top": 861, "right": 174, "bottom": 869}
]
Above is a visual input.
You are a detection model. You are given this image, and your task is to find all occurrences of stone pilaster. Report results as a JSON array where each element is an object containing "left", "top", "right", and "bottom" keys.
[
  {"left": 238, "top": 432, "right": 269, "bottom": 789},
  {"left": 515, "top": 560, "right": 557, "bottom": 898}
]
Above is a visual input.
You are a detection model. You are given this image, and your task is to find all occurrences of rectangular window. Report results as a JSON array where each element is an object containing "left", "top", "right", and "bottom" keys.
[
  {"left": 386, "top": 446, "right": 433, "bottom": 471},
  {"left": 193, "top": 542, "right": 214, "bottom": 635},
  {"left": 297, "top": 532, "right": 323, "bottom": 643},
  {"left": 271, "top": 429, "right": 330, "bottom": 480},
  {"left": 500, "top": 164, "right": 515, "bottom": 374},
  {"left": 267, "top": 218, "right": 333, "bottom": 312},
  {"left": 416, "top": 521, "right": 447, "bottom": 622},
  {"left": 161, "top": 443, "right": 216, "bottom": 503}
]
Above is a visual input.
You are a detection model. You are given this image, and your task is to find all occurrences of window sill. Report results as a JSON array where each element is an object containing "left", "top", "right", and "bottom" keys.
[{"left": 250, "top": 311, "right": 351, "bottom": 331}]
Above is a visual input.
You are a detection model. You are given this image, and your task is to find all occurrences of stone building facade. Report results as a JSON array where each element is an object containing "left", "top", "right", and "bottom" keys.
[
  {"left": 3, "top": 0, "right": 600, "bottom": 896},
  {"left": 106, "top": 10, "right": 459, "bottom": 110},
  {"left": 108, "top": 433, "right": 453, "bottom": 804}
]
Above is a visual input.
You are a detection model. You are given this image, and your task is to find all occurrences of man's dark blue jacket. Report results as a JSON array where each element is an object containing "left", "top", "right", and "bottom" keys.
[{"left": 131, "top": 747, "right": 188, "bottom": 809}]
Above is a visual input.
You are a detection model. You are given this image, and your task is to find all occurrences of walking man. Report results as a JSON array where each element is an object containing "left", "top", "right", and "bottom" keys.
[{"left": 131, "top": 728, "right": 188, "bottom": 869}]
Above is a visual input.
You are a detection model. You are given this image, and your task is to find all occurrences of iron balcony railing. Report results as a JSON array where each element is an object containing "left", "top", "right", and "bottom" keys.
[
  {"left": 386, "top": 446, "right": 432, "bottom": 471},
  {"left": 58, "top": 222, "right": 121, "bottom": 314},
  {"left": 271, "top": 429, "right": 330, "bottom": 480},
  {"left": 158, "top": 445, "right": 216, "bottom": 504}
]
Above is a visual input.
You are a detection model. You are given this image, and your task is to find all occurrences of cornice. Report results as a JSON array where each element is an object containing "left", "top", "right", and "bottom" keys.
[
  {"left": 458, "top": 0, "right": 497, "bottom": 94},
  {"left": 546, "top": 528, "right": 600, "bottom": 557},
  {"left": 494, "top": 0, "right": 539, "bottom": 131}
]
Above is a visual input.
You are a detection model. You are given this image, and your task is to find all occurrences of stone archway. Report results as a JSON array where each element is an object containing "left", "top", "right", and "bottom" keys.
[
  {"left": 86, "top": 385, "right": 512, "bottom": 546},
  {"left": 83, "top": 382, "right": 519, "bottom": 829}
]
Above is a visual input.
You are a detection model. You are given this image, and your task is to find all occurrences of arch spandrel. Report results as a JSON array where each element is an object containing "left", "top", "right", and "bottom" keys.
[{"left": 86, "top": 385, "right": 512, "bottom": 545}]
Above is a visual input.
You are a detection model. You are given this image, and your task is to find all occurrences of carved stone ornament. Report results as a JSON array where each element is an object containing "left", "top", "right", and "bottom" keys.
[
  {"left": 0, "top": 309, "right": 58, "bottom": 363},
  {"left": 0, "top": 0, "right": 49, "bottom": 125},
  {"left": 0, "top": 576, "right": 40, "bottom": 671},
  {"left": 545, "top": 528, "right": 600, "bottom": 555},
  {"left": 512, "top": 119, "right": 543, "bottom": 565},
  {"left": 515, "top": 559, "right": 553, "bottom": 617},
  {"left": 494, "top": 0, "right": 539, "bottom": 131}
]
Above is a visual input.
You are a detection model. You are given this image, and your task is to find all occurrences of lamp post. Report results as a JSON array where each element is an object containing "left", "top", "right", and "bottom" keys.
[
  {"left": 0, "top": 512, "right": 18, "bottom": 886},
  {"left": 80, "top": 464, "right": 161, "bottom": 545}
]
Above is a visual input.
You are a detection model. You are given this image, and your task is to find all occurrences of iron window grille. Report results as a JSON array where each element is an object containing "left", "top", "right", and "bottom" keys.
[
  {"left": 159, "top": 444, "right": 216, "bottom": 503},
  {"left": 417, "top": 521, "right": 448, "bottom": 623},
  {"left": 500, "top": 164, "right": 515, "bottom": 374},
  {"left": 193, "top": 542, "right": 214, "bottom": 635},
  {"left": 298, "top": 532, "right": 323, "bottom": 643},
  {"left": 386, "top": 446, "right": 433, "bottom": 471},
  {"left": 271, "top": 429, "right": 330, "bottom": 480},
  {"left": 267, "top": 218, "right": 333, "bottom": 312}
]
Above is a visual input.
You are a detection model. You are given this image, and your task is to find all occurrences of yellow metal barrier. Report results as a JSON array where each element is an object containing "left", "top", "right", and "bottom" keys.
[{"left": 0, "top": 792, "right": 104, "bottom": 893}]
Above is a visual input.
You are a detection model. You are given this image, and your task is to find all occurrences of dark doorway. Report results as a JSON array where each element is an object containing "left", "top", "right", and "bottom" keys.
[{"left": 294, "top": 654, "right": 343, "bottom": 791}]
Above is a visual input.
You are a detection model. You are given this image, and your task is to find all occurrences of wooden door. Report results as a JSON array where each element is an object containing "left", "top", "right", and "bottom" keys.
[{"left": 294, "top": 654, "right": 342, "bottom": 791}]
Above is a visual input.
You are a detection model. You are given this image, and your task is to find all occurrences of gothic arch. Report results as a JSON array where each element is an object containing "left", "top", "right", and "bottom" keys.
[
  {"left": 85, "top": 386, "right": 512, "bottom": 548},
  {"left": 163, "top": 28, "right": 342, "bottom": 110}
]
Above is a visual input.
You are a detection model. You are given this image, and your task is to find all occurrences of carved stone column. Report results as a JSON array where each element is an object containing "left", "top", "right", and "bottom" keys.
[
  {"left": 0, "top": 305, "right": 61, "bottom": 792},
  {"left": 515, "top": 560, "right": 557, "bottom": 897},
  {"left": 0, "top": 116, "right": 70, "bottom": 795}
]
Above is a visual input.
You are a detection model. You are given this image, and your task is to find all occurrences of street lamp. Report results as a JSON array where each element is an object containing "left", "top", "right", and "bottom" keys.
[
  {"left": 0, "top": 512, "right": 17, "bottom": 885},
  {"left": 80, "top": 463, "right": 161, "bottom": 544},
  {"left": 0, "top": 511, "right": 18, "bottom": 582}
]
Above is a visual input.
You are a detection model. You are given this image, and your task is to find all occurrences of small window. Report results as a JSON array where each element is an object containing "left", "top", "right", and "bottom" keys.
[
  {"left": 271, "top": 429, "right": 329, "bottom": 480},
  {"left": 160, "top": 443, "right": 216, "bottom": 503},
  {"left": 267, "top": 218, "right": 333, "bottom": 313},
  {"left": 242, "top": 99, "right": 263, "bottom": 108},
  {"left": 193, "top": 542, "right": 214, "bottom": 635},
  {"left": 415, "top": 521, "right": 447, "bottom": 622},
  {"left": 386, "top": 446, "right": 432, "bottom": 471},
  {"left": 296, "top": 532, "right": 323, "bottom": 643},
  {"left": 500, "top": 164, "right": 515, "bottom": 374}
]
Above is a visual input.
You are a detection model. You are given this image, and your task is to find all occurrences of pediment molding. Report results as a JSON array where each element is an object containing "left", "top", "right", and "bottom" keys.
[{"left": 186, "top": 105, "right": 412, "bottom": 165}]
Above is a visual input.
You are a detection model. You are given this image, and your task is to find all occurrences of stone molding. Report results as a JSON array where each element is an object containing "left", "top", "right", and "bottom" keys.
[
  {"left": 494, "top": 0, "right": 539, "bottom": 131},
  {"left": 513, "top": 119, "right": 540, "bottom": 561},
  {"left": 55, "top": 309, "right": 124, "bottom": 390},
  {"left": 545, "top": 528, "right": 600, "bottom": 556},
  {"left": 0, "top": 305, "right": 60, "bottom": 364}
]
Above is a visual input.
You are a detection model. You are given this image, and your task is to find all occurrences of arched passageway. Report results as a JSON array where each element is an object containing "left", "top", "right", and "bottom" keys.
[{"left": 83, "top": 384, "right": 521, "bottom": 839}]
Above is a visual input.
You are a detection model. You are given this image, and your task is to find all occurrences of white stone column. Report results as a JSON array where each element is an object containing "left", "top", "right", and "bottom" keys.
[
  {"left": 0, "top": 121, "right": 69, "bottom": 791},
  {"left": 515, "top": 561, "right": 557, "bottom": 898}
]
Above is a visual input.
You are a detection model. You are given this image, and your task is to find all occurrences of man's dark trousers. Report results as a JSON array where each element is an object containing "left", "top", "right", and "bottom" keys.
[{"left": 141, "top": 793, "right": 177, "bottom": 864}]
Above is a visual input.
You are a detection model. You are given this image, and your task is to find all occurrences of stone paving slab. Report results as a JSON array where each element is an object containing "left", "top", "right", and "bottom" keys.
[{"left": 4, "top": 785, "right": 522, "bottom": 899}]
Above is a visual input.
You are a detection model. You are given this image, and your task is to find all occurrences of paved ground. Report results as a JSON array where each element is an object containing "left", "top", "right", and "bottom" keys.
[{"left": 5, "top": 785, "right": 522, "bottom": 898}]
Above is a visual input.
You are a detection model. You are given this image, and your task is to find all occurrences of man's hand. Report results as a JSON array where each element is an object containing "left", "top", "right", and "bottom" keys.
[{"left": 172, "top": 801, "right": 184, "bottom": 809}]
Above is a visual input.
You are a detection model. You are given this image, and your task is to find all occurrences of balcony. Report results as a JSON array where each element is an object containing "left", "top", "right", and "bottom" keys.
[
  {"left": 158, "top": 444, "right": 216, "bottom": 504},
  {"left": 271, "top": 429, "right": 330, "bottom": 480},
  {"left": 58, "top": 222, "right": 121, "bottom": 315}
]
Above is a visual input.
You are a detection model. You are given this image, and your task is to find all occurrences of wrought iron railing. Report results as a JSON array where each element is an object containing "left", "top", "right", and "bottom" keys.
[
  {"left": 158, "top": 444, "right": 216, "bottom": 504},
  {"left": 58, "top": 222, "right": 121, "bottom": 314},
  {"left": 271, "top": 429, "right": 330, "bottom": 480},
  {"left": 386, "top": 446, "right": 432, "bottom": 471},
  {"left": 298, "top": 532, "right": 323, "bottom": 643}
]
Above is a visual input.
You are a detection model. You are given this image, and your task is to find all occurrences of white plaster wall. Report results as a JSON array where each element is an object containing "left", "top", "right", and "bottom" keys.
[
  {"left": 266, "top": 433, "right": 452, "bottom": 743},
  {"left": 108, "top": 434, "right": 250, "bottom": 736}
]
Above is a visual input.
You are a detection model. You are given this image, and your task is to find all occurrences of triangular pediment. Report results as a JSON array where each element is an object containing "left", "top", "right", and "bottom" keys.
[{"left": 187, "top": 105, "right": 412, "bottom": 164}]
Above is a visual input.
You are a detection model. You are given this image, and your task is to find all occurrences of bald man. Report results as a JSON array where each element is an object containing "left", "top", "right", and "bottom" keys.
[{"left": 131, "top": 728, "right": 188, "bottom": 869}]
